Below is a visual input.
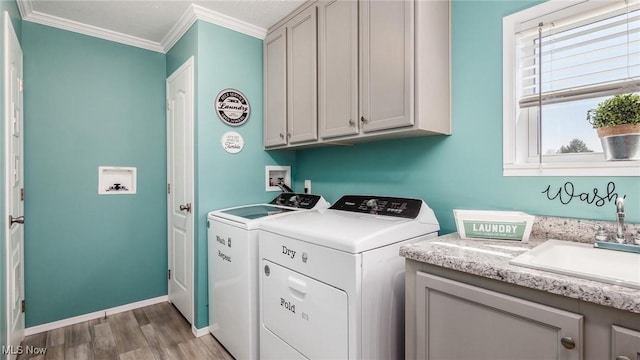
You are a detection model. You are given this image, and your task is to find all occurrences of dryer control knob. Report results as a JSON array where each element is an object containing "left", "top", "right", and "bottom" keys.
[{"left": 366, "top": 199, "right": 378, "bottom": 208}]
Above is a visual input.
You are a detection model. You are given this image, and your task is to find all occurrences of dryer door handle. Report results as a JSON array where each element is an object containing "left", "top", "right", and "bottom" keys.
[{"left": 287, "top": 276, "right": 307, "bottom": 300}]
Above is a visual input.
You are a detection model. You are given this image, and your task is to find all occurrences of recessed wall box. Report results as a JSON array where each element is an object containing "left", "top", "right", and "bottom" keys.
[
  {"left": 99, "top": 166, "right": 137, "bottom": 195},
  {"left": 265, "top": 165, "right": 291, "bottom": 192}
]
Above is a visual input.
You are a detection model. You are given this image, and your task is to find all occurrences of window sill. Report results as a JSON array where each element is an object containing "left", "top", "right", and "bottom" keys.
[{"left": 504, "top": 161, "right": 640, "bottom": 177}]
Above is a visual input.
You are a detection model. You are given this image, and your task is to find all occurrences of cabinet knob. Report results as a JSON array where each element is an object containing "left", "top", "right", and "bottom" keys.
[
  {"left": 615, "top": 356, "right": 631, "bottom": 360},
  {"left": 348, "top": 119, "right": 355, "bottom": 127},
  {"left": 287, "top": 133, "right": 291, "bottom": 138},
  {"left": 279, "top": 133, "right": 284, "bottom": 139},
  {"left": 360, "top": 116, "right": 367, "bottom": 123},
  {"left": 560, "top": 337, "right": 576, "bottom": 350}
]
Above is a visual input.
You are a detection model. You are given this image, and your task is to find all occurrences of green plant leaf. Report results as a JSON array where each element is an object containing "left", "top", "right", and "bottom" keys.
[{"left": 586, "top": 93, "right": 640, "bottom": 128}]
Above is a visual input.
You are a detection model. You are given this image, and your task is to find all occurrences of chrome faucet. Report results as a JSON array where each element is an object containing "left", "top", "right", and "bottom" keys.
[
  {"left": 594, "top": 197, "right": 639, "bottom": 252},
  {"left": 615, "top": 197, "right": 625, "bottom": 244}
]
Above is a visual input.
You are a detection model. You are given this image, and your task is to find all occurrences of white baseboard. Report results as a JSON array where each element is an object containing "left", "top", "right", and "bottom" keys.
[
  {"left": 192, "top": 325, "right": 210, "bottom": 338},
  {"left": 24, "top": 295, "right": 169, "bottom": 336}
]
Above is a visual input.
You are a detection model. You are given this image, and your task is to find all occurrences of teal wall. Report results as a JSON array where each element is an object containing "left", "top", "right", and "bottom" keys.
[
  {"left": 0, "top": 0, "right": 21, "bottom": 350},
  {"left": 22, "top": 22, "right": 167, "bottom": 326},
  {"left": 293, "top": 0, "right": 640, "bottom": 233},
  {"left": 167, "top": 20, "right": 295, "bottom": 329},
  {"left": 4, "top": 0, "right": 636, "bottom": 334}
]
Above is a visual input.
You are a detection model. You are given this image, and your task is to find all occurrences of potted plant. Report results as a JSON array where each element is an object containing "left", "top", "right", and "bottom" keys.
[{"left": 587, "top": 93, "right": 640, "bottom": 161}]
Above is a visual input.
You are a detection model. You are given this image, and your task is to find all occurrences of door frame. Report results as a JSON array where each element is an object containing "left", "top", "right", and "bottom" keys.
[
  {"left": 3, "top": 10, "right": 24, "bottom": 355},
  {"left": 166, "top": 56, "right": 195, "bottom": 324}
]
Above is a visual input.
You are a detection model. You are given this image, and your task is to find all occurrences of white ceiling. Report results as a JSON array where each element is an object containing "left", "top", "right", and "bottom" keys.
[{"left": 18, "top": 0, "right": 305, "bottom": 52}]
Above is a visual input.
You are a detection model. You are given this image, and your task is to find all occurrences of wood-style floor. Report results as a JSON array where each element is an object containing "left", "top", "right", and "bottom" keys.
[{"left": 17, "top": 302, "right": 234, "bottom": 360}]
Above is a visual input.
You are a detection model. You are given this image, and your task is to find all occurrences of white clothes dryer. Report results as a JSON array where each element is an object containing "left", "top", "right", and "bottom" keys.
[
  {"left": 258, "top": 195, "right": 439, "bottom": 360},
  {"left": 207, "top": 193, "right": 329, "bottom": 360}
]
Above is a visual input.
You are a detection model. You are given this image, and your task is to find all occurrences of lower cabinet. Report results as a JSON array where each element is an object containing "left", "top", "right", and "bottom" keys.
[
  {"left": 612, "top": 325, "right": 640, "bottom": 360},
  {"left": 405, "top": 261, "right": 640, "bottom": 360},
  {"left": 414, "top": 272, "right": 583, "bottom": 360}
]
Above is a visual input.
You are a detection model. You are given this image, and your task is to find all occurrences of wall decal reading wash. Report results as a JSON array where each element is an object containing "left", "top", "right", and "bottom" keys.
[
  {"left": 541, "top": 181, "right": 624, "bottom": 207},
  {"left": 215, "top": 89, "right": 250, "bottom": 126}
]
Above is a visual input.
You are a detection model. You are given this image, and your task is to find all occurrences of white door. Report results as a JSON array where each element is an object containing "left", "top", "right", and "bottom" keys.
[
  {"left": 166, "top": 57, "right": 194, "bottom": 324},
  {"left": 4, "top": 11, "right": 24, "bottom": 356}
]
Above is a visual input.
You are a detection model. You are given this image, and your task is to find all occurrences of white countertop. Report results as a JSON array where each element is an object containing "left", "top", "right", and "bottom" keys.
[{"left": 400, "top": 233, "right": 640, "bottom": 313}]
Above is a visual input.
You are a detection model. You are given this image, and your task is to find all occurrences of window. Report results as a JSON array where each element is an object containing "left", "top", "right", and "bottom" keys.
[{"left": 503, "top": 0, "right": 640, "bottom": 176}]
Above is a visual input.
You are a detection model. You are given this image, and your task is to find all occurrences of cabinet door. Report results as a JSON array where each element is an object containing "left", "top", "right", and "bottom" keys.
[
  {"left": 360, "top": 0, "right": 414, "bottom": 133},
  {"left": 287, "top": 6, "right": 318, "bottom": 144},
  {"left": 415, "top": 272, "right": 583, "bottom": 360},
  {"left": 612, "top": 325, "right": 640, "bottom": 360},
  {"left": 264, "top": 27, "right": 288, "bottom": 147},
  {"left": 318, "top": 0, "right": 359, "bottom": 139}
]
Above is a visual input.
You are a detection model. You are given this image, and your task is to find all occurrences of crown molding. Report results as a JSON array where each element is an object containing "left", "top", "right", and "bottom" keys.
[
  {"left": 162, "top": 4, "right": 267, "bottom": 52},
  {"left": 18, "top": 0, "right": 267, "bottom": 54},
  {"left": 192, "top": 4, "right": 267, "bottom": 40},
  {"left": 16, "top": 0, "right": 33, "bottom": 19},
  {"left": 20, "top": 8, "right": 164, "bottom": 53},
  {"left": 161, "top": 4, "right": 198, "bottom": 53}
]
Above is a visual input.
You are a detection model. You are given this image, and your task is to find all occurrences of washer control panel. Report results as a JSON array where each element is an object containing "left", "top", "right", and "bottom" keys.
[
  {"left": 270, "top": 193, "right": 323, "bottom": 209},
  {"left": 329, "top": 195, "right": 423, "bottom": 219}
]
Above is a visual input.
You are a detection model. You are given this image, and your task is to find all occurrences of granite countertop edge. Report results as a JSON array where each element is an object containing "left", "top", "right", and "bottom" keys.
[{"left": 400, "top": 233, "right": 640, "bottom": 313}]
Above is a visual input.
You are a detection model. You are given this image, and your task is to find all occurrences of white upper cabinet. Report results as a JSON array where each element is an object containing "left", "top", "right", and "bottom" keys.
[
  {"left": 318, "top": 0, "right": 359, "bottom": 139},
  {"left": 263, "top": 6, "right": 318, "bottom": 148},
  {"left": 264, "top": 27, "right": 288, "bottom": 147},
  {"left": 287, "top": 6, "right": 318, "bottom": 144},
  {"left": 359, "top": 0, "right": 413, "bottom": 133},
  {"left": 264, "top": 0, "right": 451, "bottom": 149}
]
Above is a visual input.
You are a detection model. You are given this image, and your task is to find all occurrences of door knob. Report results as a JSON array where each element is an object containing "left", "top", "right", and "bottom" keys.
[
  {"left": 9, "top": 215, "right": 24, "bottom": 226},
  {"left": 179, "top": 203, "right": 192, "bottom": 213}
]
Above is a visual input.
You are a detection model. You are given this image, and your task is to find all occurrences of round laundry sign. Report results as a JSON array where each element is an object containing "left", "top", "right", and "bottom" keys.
[
  {"left": 221, "top": 131, "right": 244, "bottom": 154},
  {"left": 215, "top": 89, "right": 250, "bottom": 126}
]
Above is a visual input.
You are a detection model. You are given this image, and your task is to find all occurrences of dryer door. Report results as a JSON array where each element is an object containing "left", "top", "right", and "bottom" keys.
[{"left": 262, "top": 260, "right": 348, "bottom": 358}]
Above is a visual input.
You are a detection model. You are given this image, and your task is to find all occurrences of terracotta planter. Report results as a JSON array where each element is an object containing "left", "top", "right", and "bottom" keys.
[{"left": 596, "top": 124, "right": 640, "bottom": 161}]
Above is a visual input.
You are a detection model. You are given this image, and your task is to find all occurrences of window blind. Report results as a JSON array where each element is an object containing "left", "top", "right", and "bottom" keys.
[{"left": 518, "top": 0, "right": 640, "bottom": 108}]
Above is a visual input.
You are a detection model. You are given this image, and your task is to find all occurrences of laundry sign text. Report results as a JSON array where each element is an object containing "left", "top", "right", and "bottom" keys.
[
  {"left": 454, "top": 209, "right": 534, "bottom": 242},
  {"left": 215, "top": 89, "right": 250, "bottom": 126},
  {"left": 463, "top": 221, "right": 527, "bottom": 240}
]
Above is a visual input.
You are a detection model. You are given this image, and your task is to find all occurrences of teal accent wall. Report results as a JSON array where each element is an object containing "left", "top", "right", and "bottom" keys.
[
  {"left": 0, "top": 0, "right": 21, "bottom": 350},
  {"left": 166, "top": 20, "right": 295, "bottom": 330},
  {"left": 293, "top": 0, "right": 640, "bottom": 233},
  {"left": 166, "top": 25, "right": 198, "bottom": 79},
  {"left": 22, "top": 22, "right": 167, "bottom": 326},
  {"left": 6, "top": 0, "right": 635, "bottom": 334}
]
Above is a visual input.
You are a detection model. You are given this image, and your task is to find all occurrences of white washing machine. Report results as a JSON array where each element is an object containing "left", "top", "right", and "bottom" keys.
[
  {"left": 207, "top": 193, "right": 329, "bottom": 360},
  {"left": 258, "top": 195, "right": 440, "bottom": 360}
]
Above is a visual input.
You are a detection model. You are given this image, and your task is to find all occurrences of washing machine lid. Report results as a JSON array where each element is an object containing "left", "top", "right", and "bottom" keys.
[
  {"left": 219, "top": 204, "right": 294, "bottom": 220},
  {"left": 259, "top": 195, "right": 440, "bottom": 253},
  {"left": 208, "top": 193, "right": 330, "bottom": 229}
]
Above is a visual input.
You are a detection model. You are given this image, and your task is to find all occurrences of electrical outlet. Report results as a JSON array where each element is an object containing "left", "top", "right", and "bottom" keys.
[{"left": 304, "top": 180, "right": 311, "bottom": 194}]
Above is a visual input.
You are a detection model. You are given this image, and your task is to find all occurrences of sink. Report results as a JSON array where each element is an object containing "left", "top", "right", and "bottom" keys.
[{"left": 510, "top": 239, "right": 640, "bottom": 289}]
